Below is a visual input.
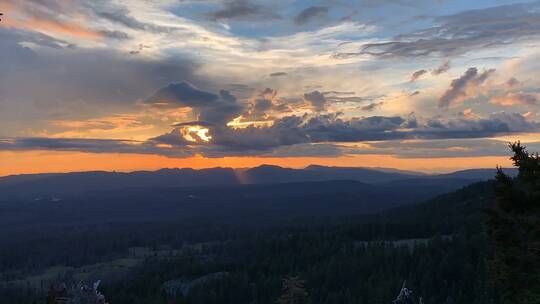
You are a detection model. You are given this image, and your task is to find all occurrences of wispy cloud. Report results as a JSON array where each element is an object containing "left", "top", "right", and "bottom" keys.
[
  {"left": 491, "top": 92, "right": 540, "bottom": 106},
  {"left": 334, "top": 1, "right": 540, "bottom": 59}
]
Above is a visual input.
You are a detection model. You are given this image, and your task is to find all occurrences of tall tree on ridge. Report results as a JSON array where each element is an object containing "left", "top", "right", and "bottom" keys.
[{"left": 487, "top": 142, "right": 540, "bottom": 304}]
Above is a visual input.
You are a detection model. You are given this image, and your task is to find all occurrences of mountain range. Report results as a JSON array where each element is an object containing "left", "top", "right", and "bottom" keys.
[
  {"left": 0, "top": 165, "right": 516, "bottom": 237},
  {"left": 0, "top": 165, "right": 515, "bottom": 200}
]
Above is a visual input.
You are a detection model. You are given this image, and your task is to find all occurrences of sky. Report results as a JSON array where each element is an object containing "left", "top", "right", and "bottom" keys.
[{"left": 1, "top": 0, "right": 540, "bottom": 175}]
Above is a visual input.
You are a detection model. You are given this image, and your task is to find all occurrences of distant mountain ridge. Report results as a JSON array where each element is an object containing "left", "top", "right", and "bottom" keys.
[
  {"left": 0, "top": 165, "right": 516, "bottom": 201},
  {"left": 434, "top": 168, "right": 516, "bottom": 180}
]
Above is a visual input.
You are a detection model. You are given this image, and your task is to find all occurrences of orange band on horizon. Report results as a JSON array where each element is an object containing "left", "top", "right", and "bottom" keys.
[{"left": 0, "top": 150, "right": 512, "bottom": 177}]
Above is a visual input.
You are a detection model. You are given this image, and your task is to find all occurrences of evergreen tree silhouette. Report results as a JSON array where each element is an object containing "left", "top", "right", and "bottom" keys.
[{"left": 487, "top": 142, "right": 540, "bottom": 304}]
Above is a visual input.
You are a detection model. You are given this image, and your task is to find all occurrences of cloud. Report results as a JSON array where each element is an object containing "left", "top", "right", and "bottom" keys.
[
  {"left": 207, "top": 0, "right": 280, "bottom": 21},
  {"left": 361, "top": 102, "right": 384, "bottom": 111},
  {"left": 0, "top": 27, "right": 73, "bottom": 49},
  {"left": 366, "top": 138, "right": 540, "bottom": 159},
  {"left": 322, "top": 91, "right": 383, "bottom": 104},
  {"left": 201, "top": 90, "right": 245, "bottom": 124},
  {"left": 100, "top": 30, "right": 130, "bottom": 40},
  {"left": 2, "top": 0, "right": 540, "bottom": 161},
  {"left": 333, "top": 2, "right": 540, "bottom": 58},
  {"left": 96, "top": 8, "right": 170, "bottom": 34},
  {"left": 242, "top": 88, "right": 280, "bottom": 120},
  {"left": 49, "top": 114, "right": 145, "bottom": 131},
  {"left": 145, "top": 82, "right": 245, "bottom": 125},
  {"left": 150, "top": 128, "right": 201, "bottom": 146},
  {"left": 145, "top": 82, "right": 219, "bottom": 107},
  {"left": 3, "top": 112, "right": 538, "bottom": 157},
  {"left": 0, "top": 29, "right": 201, "bottom": 136},
  {"left": 460, "top": 108, "right": 479, "bottom": 119},
  {"left": 303, "top": 91, "right": 327, "bottom": 111},
  {"left": 0, "top": 137, "right": 193, "bottom": 157},
  {"left": 149, "top": 112, "right": 539, "bottom": 155},
  {"left": 420, "top": 112, "right": 535, "bottom": 138},
  {"left": 294, "top": 6, "right": 329, "bottom": 25},
  {"left": 302, "top": 115, "right": 407, "bottom": 142},
  {"left": 150, "top": 115, "right": 309, "bottom": 153},
  {"left": 491, "top": 92, "right": 540, "bottom": 106},
  {"left": 439, "top": 67, "right": 495, "bottom": 108},
  {"left": 209, "top": 114, "right": 410, "bottom": 154},
  {"left": 410, "top": 69, "right": 427, "bottom": 82},
  {"left": 432, "top": 61, "right": 450, "bottom": 75},
  {"left": 251, "top": 98, "right": 273, "bottom": 117},
  {"left": 1, "top": 0, "right": 129, "bottom": 40},
  {"left": 172, "top": 121, "right": 214, "bottom": 127},
  {"left": 5, "top": 14, "right": 105, "bottom": 40},
  {"left": 505, "top": 77, "right": 521, "bottom": 88},
  {"left": 439, "top": 68, "right": 479, "bottom": 108},
  {"left": 269, "top": 72, "right": 287, "bottom": 77}
]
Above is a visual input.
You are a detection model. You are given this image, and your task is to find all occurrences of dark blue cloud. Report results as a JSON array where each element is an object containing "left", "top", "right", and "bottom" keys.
[
  {"left": 410, "top": 69, "right": 427, "bottom": 82},
  {"left": 145, "top": 82, "right": 245, "bottom": 125},
  {"left": 145, "top": 82, "right": 219, "bottom": 107},
  {"left": 0, "top": 137, "right": 192, "bottom": 157},
  {"left": 294, "top": 6, "right": 329, "bottom": 25},
  {"left": 148, "top": 112, "right": 539, "bottom": 155},
  {"left": 269, "top": 72, "right": 287, "bottom": 77},
  {"left": 206, "top": 0, "right": 280, "bottom": 21},
  {"left": 303, "top": 91, "right": 327, "bottom": 111}
]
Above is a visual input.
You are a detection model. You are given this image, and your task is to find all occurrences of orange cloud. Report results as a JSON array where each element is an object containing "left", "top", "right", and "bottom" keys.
[
  {"left": 0, "top": 1, "right": 15, "bottom": 14},
  {"left": 41, "top": 108, "right": 195, "bottom": 140},
  {"left": 0, "top": 1, "right": 102, "bottom": 40},
  {"left": 490, "top": 92, "right": 539, "bottom": 106},
  {"left": 461, "top": 108, "right": 481, "bottom": 119},
  {"left": 45, "top": 114, "right": 156, "bottom": 140},
  {"left": 2, "top": 16, "right": 103, "bottom": 40}
]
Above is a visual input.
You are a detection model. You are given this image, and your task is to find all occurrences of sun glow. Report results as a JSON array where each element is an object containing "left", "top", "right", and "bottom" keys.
[
  {"left": 226, "top": 117, "right": 274, "bottom": 129},
  {"left": 180, "top": 126, "right": 212, "bottom": 142}
]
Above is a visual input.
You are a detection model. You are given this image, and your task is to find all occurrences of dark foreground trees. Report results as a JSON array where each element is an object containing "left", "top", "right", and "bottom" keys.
[
  {"left": 276, "top": 276, "right": 309, "bottom": 304},
  {"left": 487, "top": 142, "right": 540, "bottom": 304}
]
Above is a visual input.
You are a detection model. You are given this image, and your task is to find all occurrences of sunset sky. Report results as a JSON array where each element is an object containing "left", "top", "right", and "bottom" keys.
[{"left": 1, "top": 0, "right": 540, "bottom": 175}]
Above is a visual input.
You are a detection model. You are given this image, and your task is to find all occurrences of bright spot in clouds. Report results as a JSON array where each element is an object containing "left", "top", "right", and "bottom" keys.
[{"left": 181, "top": 126, "right": 212, "bottom": 143}]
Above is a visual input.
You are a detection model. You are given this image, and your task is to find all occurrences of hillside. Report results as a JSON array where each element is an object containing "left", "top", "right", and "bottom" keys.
[{"left": 0, "top": 179, "right": 466, "bottom": 236}]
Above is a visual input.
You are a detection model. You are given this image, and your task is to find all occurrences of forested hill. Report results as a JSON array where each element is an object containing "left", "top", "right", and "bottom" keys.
[
  {"left": 377, "top": 181, "right": 496, "bottom": 238},
  {"left": 0, "top": 180, "right": 499, "bottom": 304},
  {"left": 99, "top": 181, "right": 497, "bottom": 304}
]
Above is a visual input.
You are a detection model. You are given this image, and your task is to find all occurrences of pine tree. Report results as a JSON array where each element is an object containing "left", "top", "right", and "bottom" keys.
[{"left": 487, "top": 142, "right": 540, "bottom": 304}]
